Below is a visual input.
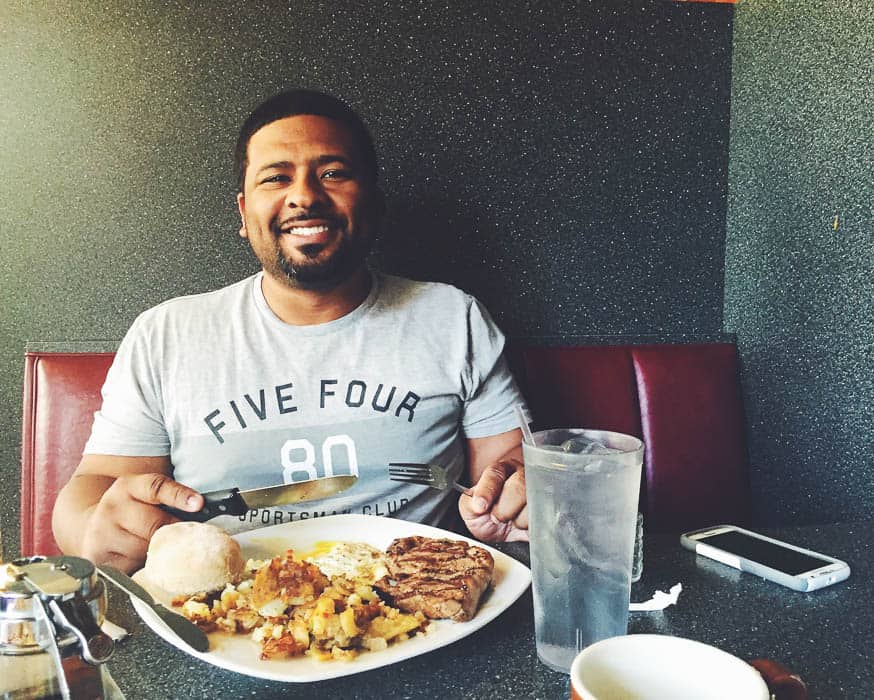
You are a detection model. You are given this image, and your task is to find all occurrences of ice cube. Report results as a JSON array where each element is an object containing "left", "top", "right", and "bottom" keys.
[
  {"left": 582, "top": 459, "right": 623, "bottom": 474},
  {"left": 555, "top": 511, "right": 596, "bottom": 563},
  {"left": 559, "top": 437, "right": 620, "bottom": 455},
  {"left": 537, "top": 531, "right": 573, "bottom": 578}
]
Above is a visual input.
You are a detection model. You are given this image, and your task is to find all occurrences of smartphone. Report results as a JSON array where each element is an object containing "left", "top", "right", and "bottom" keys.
[{"left": 680, "top": 524, "right": 850, "bottom": 592}]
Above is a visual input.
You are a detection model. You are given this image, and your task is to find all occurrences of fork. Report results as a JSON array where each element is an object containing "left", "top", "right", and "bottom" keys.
[{"left": 388, "top": 462, "right": 473, "bottom": 496}]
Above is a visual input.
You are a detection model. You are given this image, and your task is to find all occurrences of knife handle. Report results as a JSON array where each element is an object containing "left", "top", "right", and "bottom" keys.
[{"left": 160, "top": 488, "right": 249, "bottom": 522}]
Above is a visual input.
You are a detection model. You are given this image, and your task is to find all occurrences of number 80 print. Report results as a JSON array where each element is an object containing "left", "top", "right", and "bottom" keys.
[{"left": 281, "top": 435, "right": 359, "bottom": 482}]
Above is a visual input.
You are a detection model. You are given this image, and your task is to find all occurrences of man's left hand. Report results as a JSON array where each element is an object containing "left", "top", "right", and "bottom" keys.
[{"left": 459, "top": 456, "right": 529, "bottom": 542}]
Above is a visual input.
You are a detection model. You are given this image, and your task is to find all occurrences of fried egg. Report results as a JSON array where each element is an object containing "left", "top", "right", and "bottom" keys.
[{"left": 304, "top": 541, "right": 389, "bottom": 583}]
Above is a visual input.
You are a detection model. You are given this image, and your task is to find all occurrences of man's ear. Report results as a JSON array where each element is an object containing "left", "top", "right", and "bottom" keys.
[{"left": 236, "top": 191, "right": 248, "bottom": 238}]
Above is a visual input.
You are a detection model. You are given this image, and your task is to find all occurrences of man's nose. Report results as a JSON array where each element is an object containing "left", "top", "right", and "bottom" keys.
[{"left": 285, "top": 172, "right": 326, "bottom": 210}]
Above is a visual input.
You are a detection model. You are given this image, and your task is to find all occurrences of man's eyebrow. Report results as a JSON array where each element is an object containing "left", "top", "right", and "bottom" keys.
[
  {"left": 313, "top": 154, "right": 356, "bottom": 168},
  {"left": 254, "top": 160, "right": 291, "bottom": 177},
  {"left": 255, "top": 155, "right": 356, "bottom": 177}
]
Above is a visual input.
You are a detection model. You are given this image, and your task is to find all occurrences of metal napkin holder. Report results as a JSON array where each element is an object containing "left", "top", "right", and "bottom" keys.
[{"left": 1, "top": 555, "right": 115, "bottom": 699}]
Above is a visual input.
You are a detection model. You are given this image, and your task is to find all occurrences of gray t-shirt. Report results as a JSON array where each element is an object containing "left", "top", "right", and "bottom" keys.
[{"left": 85, "top": 272, "right": 526, "bottom": 534}]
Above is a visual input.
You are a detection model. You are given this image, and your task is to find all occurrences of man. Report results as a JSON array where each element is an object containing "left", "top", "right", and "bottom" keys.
[{"left": 53, "top": 90, "right": 528, "bottom": 574}]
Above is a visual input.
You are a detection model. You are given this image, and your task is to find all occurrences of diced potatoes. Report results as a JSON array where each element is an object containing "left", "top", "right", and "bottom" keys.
[
  {"left": 181, "top": 599, "right": 212, "bottom": 623},
  {"left": 339, "top": 607, "right": 359, "bottom": 637},
  {"left": 177, "top": 544, "right": 429, "bottom": 661},
  {"left": 289, "top": 620, "right": 309, "bottom": 648},
  {"left": 257, "top": 597, "right": 287, "bottom": 618},
  {"left": 366, "top": 636, "right": 388, "bottom": 652},
  {"left": 367, "top": 612, "right": 425, "bottom": 641},
  {"left": 220, "top": 586, "right": 239, "bottom": 610}
]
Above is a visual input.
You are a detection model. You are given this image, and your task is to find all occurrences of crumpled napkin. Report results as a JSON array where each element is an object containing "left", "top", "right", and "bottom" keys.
[
  {"left": 629, "top": 583, "right": 682, "bottom": 612},
  {"left": 101, "top": 619, "right": 129, "bottom": 642}
]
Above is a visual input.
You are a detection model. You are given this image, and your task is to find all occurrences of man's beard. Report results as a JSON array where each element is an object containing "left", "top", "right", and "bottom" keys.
[{"left": 257, "top": 222, "right": 373, "bottom": 292}]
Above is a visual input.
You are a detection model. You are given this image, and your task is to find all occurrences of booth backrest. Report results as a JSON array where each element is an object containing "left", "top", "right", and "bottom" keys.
[
  {"left": 20, "top": 352, "right": 115, "bottom": 556},
  {"left": 513, "top": 343, "right": 752, "bottom": 532},
  {"left": 20, "top": 343, "right": 751, "bottom": 555}
]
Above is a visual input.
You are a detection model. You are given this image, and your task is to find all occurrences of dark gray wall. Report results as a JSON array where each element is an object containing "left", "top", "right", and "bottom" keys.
[
  {"left": 724, "top": 1, "right": 874, "bottom": 525},
  {"left": 1, "top": 1, "right": 734, "bottom": 557}
]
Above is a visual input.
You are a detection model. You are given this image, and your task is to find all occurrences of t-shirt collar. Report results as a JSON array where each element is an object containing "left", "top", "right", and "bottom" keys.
[{"left": 250, "top": 270, "right": 381, "bottom": 336}]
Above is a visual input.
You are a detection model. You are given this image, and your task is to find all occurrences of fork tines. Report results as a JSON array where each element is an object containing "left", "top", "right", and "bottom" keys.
[
  {"left": 388, "top": 463, "right": 435, "bottom": 484},
  {"left": 388, "top": 463, "right": 432, "bottom": 472}
]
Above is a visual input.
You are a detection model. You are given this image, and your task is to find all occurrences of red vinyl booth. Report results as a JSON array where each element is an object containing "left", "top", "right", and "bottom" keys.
[
  {"left": 514, "top": 343, "right": 752, "bottom": 532},
  {"left": 21, "top": 352, "right": 115, "bottom": 557},
  {"left": 20, "top": 343, "right": 751, "bottom": 556}
]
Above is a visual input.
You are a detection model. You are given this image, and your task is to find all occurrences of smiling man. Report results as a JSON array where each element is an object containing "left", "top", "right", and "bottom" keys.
[
  {"left": 52, "top": 90, "right": 529, "bottom": 573},
  {"left": 239, "top": 112, "right": 381, "bottom": 300}
]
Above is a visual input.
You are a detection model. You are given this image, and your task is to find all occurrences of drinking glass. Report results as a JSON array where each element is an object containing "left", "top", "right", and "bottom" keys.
[{"left": 523, "top": 428, "right": 644, "bottom": 673}]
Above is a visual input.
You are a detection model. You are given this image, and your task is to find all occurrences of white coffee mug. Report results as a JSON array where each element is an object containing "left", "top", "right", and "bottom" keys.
[{"left": 569, "top": 634, "right": 770, "bottom": 700}]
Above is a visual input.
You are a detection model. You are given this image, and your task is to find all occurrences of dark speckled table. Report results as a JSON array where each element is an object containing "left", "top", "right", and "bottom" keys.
[{"left": 101, "top": 524, "right": 872, "bottom": 700}]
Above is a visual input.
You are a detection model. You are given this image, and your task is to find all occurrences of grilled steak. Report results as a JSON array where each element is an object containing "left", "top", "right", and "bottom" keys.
[{"left": 373, "top": 536, "right": 494, "bottom": 622}]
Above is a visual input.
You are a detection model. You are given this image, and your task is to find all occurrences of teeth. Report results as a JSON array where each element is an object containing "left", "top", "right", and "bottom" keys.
[{"left": 285, "top": 225, "right": 329, "bottom": 236}]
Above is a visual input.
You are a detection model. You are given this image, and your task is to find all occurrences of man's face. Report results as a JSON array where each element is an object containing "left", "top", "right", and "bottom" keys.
[{"left": 237, "top": 114, "right": 382, "bottom": 290}]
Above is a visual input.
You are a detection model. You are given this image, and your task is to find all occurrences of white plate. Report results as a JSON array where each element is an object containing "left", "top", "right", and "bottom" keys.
[{"left": 130, "top": 514, "right": 531, "bottom": 682}]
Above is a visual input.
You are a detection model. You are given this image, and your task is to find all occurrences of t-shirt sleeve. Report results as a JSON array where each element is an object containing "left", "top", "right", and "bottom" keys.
[
  {"left": 459, "top": 297, "right": 529, "bottom": 439},
  {"left": 84, "top": 315, "right": 171, "bottom": 456}
]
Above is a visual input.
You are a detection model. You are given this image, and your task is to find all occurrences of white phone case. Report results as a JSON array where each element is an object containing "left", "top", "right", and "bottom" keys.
[{"left": 680, "top": 524, "right": 850, "bottom": 592}]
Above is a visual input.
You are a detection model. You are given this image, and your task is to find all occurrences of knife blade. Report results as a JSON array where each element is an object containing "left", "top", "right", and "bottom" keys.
[
  {"left": 162, "top": 474, "right": 358, "bottom": 522},
  {"left": 98, "top": 565, "right": 210, "bottom": 653}
]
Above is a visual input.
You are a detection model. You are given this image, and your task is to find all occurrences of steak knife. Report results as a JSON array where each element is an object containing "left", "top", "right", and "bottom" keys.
[
  {"left": 161, "top": 475, "right": 358, "bottom": 522},
  {"left": 97, "top": 565, "right": 210, "bottom": 653}
]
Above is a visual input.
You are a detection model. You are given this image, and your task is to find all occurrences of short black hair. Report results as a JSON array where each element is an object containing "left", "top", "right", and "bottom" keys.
[{"left": 234, "top": 89, "right": 379, "bottom": 192}]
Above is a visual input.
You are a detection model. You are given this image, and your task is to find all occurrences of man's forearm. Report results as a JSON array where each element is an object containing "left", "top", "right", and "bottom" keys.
[
  {"left": 467, "top": 429, "right": 524, "bottom": 484},
  {"left": 52, "top": 473, "right": 115, "bottom": 555}
]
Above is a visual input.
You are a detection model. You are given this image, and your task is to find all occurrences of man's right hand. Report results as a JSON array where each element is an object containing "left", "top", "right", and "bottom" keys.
[
  {"left": 52, "top": 454, "right": 203, "bottom": 573},
  {"left": 73, "top": 471, "right": 204, "bottom": 573},
  {"left": 74, "top": 473, "right": 203, "bottom": 573}
]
